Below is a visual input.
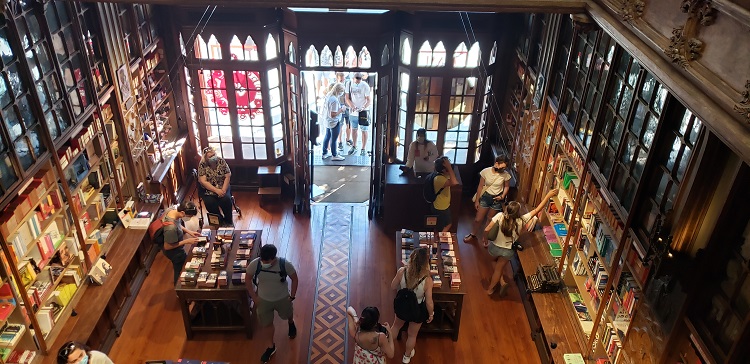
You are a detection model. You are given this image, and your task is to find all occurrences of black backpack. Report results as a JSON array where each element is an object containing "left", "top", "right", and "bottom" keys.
[
  {"left": 393, "top": 272, "right": 426, "bottom": 322},
  {"left": 252, "top": 258, "right": 288, "bottom": 286},
  {"left": 423, "top": 172, "right": 446, "bottom": 203}
]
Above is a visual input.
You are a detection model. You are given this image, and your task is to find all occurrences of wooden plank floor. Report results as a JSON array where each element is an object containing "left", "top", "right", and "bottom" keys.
[{"left": 108, "top": 192, "right": 541, "bottom": 363}]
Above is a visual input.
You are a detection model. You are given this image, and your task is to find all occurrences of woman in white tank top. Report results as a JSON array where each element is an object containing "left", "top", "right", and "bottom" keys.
[{"left": 390, "top": 248, "right": 433, "bottom": 364}]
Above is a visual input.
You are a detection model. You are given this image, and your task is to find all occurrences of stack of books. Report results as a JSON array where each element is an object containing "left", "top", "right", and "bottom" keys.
[
  {"left": 216, "top": 228, "right": 235, "bottom": 241},
  {"left": 218, "top": 271, "right": 228, "bottom": 287},
  {"left": 202, "top": 273, "right": 217, "bottom": 288},
  {"left": 2, "top": 348, "right": 36, "bottom": 364},
  {"left": 232, "top": 272, "right": 246, "bottom": 285},
  {"left": 432, "top": 274, "right": 442, "bottom": 288},
  {"left": 236, "top": 248, "right": 252, "bottom": 260},
  {"left": 210, "top": 246, "right": 227, "bottom": 269},
  {"left": 233, "top": 259, "right": 248, "bottom": 272},
  {"left": 450, "top": 272, "right": 461, "bottom": 289},
  {"left": 192, "top": 246, "right": 207, "bottom": 258},
  {"left": 180, "top": 271, "right": 197, "bottom": 286},
  {"left": 0, "top": 323, "right": 25, "bottom": 348},
  {"left": 184, "top": 258, "right": 204, "bottom": 273},
  {"left": 238, "top": 231, "right": 255, "bottom": 249},
  {"left": 196, "top": 272, "right": 209, "bottom": 287},
  {"left": 200, "top": 229, "right": 212, "bottom": 239}
]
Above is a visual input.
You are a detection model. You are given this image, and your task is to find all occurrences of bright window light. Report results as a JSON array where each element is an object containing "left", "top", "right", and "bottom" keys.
[{"left": 288, "top": 7, "right": 388, "bottom": 14}]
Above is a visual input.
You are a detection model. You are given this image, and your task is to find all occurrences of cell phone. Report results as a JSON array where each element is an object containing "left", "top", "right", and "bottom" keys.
[{"left": 377, "top": 323, "right": 389, "bottom": 337}]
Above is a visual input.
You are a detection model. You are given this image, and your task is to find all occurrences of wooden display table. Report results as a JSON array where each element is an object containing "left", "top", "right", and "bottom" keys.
[
  {"left": 514, "top": 227, "right": 588, "bottom": 363},
  {"left": 384, "top": 165, "right": 462, "bottom": 233},
  {"left": 395, "top": 231, "right": 465, "bottom": 341},
  {"left": 175, "top": 230, "right": 261, "bottom": 339}
]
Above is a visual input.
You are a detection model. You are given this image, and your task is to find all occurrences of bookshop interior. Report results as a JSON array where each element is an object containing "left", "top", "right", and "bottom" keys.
[{"left": 0, "top": 0, "right": 748, "bottom": 363}]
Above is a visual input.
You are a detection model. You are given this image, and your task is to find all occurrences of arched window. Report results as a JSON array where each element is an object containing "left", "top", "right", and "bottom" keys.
[
  {"left": 488, "top": 41, "right": 497, "bottom": 65},
  {"left": 381, "top": 44, "right": 390, "bottom": 66},
  {"left": 334, "top": 46, "right": 343, "bottom": 67},
  {"left": 358, "top": 46, "right": 371, "bottom": 68},
  {"left": 320, "top": 45, "right": 333, "bottom": 66},
  {"left": 229, "top": 35, "right": 259, "bottom": 61},
  {"left": 195, "top": 34, "right": 222, "bottom": 60},
  {"left": 466, "top": 42, "right": 480, "bottom": 68},
  {"left": 287, "top": 42, "right": 295, "bottom": 64},
  {"left": 344, "top": 46, "right": 357, "bottom": 68},
  {"left": 305, "top": 45, "right": 319, "bottom": 67},
  {"left": 401, "top": 38, "right": 411, "bottom": 65},
  {"left": 417, "top": 41, "right": 432, "bottom": 67},
  {"left": 453, "top": 42, "right": 468, "bottom": 67},
  {"left": 432, "top": 41, "right": 446, "bottom": 67},
  {"left": 265, "top": 34, "right": 277, "bottom": 60}
]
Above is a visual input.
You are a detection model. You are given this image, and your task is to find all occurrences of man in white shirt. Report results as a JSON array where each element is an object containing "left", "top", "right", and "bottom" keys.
[
  {"left": 335, "top": 72, "right": 352, "bottom": 152},
  {"left": 403, "top": 128, "right": 439, "bottom": 175},
  {"left": 345, "top": 72, "right": 371, "bottom": 155}
]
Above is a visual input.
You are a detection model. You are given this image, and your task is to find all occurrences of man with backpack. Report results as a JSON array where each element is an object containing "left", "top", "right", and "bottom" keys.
[
  {"left": 246, "top": 244, "right": 298, "bottom": 363},
  {"left": 428, "top": 157, "right": 458, "bottom": 232}
]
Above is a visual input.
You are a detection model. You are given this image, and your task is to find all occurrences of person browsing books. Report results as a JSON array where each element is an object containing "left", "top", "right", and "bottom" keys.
[
  {"left": 162, "top": 201, "right": 201, "bottom": 285},
  {"left": 57, "top": 341, "right": 113, "bottom": 364},
  {"left": 483, "top": 188, "right": 559, "bottom": 296},
  {"left": 390, "top": 248, "right": 433, "bottom": 363},
  {"left": 346, "top": 306, "right": 395, "bottom": 364},
  {"left": 246, "top": 244, "right": 299, "bottom": 364},
  {"left": 465, "top": 155, "right": 513, "bottom": 246}
]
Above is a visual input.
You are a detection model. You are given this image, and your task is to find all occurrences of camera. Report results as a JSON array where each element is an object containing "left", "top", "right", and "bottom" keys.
[{"left": 512, "top": 241, "right": 524, "bottom": 251}]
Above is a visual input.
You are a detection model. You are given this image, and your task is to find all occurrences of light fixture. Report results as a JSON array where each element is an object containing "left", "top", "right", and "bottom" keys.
[{"left": 288, "top": 7, "right": 388, "bottom": 14}]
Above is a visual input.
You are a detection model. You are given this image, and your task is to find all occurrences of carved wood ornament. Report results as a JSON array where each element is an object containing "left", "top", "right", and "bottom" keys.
[
  {"left": 664, "top": 0, "right": 717, "bottom": 68},
  {"left": 621, "top": 0, "right": 646, "bottom": 23},
  {"left": 735, "top": 80, "right": 750, "bottom": 125}
]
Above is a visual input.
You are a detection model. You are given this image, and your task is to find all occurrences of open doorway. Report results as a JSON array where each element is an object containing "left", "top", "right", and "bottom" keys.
[{"left": 302, "top": 70, "right": 376, "bottom": 203}]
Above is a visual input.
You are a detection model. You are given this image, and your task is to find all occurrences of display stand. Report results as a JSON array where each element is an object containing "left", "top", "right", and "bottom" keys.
[
  {"left": 175, "top": 230, "right": 261, "bottom": 339},
  {"left": 395, "top": 231, "right": 465, "bottom": 341}
]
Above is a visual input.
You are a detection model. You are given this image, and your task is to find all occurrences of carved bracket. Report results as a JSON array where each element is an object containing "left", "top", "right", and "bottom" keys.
[
  {"left": 621, "top": 0, "right": 646, "bottom": 23},
  {"left": 665, "top": 27, "right": 704, "bottom": 67},
  {"left": 664, "top": 1, "right": 717, "bottom": 68},
  {"left": 734, "top": 80, "right": 750, "bottom": 125}
]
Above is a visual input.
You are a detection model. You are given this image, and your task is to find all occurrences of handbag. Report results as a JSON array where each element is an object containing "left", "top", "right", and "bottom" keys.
[
  {"left": 487, "top": 222, "right": 499, "bottom": 241},
  {"left": 357, "top": 110, "right": 370, "bottom": 126}
]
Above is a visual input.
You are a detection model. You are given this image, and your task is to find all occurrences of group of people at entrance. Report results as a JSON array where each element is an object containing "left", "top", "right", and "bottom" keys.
[{"left": 321, "top": 72, "right": 372, "bottom": 161}]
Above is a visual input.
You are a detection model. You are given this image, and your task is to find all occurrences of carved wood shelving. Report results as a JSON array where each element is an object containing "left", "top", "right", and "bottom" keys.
[{"left": 664, "top": 0, "right": 717, "bottom": 68}]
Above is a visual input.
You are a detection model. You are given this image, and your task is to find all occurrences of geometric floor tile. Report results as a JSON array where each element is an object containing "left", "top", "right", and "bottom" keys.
[{"left": 308, "top": 205, "right": 352, "bottom": 364}]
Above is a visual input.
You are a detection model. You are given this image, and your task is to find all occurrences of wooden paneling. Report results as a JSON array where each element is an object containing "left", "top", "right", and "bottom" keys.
[{"left": 100, "top": 191, "right": 541, "bottom": 363}]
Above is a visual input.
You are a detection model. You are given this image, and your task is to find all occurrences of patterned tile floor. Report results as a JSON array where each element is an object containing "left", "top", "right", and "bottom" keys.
[{"left": 308, "top": 205, "right": 352, "bottom": 364}]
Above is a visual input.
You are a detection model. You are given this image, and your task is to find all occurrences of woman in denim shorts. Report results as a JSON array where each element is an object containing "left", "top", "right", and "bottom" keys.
[{"left": 465, "top": 155, "right": 512, "bottom": 247}]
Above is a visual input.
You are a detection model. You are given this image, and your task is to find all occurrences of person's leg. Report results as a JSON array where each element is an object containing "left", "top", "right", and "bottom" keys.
[
  {"left": 360, "top": 126, "right": 369, "bottom": 154},
  {"left": 442, "top": 208, "right": 452, "bottom": 233},
  {"left": 330, "top": 123, "right": 341, "bottom": 157},
  {"left": 164, "top": 248, "right": 187, "bottom": 285},
  {"left": 468, "top": 206, "right": 489, "bottom": 242},
  {"left": 403, "top": 322, "right": 423, "bottom": 362},
  {"left": 218, "top": 193, "right": 233, "bottom": 226},
  {"left": 276, "top": 297, "right": 296, "bottom": 338},
  {"left": 322, "top": 127, "right": 332, "bottom": 156},
  {"left": 202, "top": 194, "right": 221, "bottom": 217},
  {"left": 256, "top": 299, "right": 277, "bottom": 361},
  {"left": 488, "top": 257, "right": 510, "bottom": 295},
  {"left": 349, "top": 115, "right": 359, "bottom": 154},
  {"left": 391, "top": 316, "right": 406, "bottom": 341}
]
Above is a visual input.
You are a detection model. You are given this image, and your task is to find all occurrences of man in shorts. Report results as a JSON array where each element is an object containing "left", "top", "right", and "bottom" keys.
[
  {"left": 247, "top": 244, "right": 299, "bottom": 363},
  {"left": 345, "top": 72, "right": 371, "bottom": 155}
]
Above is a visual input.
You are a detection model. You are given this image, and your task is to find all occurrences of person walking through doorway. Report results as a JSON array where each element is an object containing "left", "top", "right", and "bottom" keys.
[
  {"left": 346, "top": 72, "right": 371, "bottom": 156},
  {"left": 321, "top": 83, "right": 347, "bottom": 161},
  {"left": 335, "top": 72, "right": 352, "bottom": 152}
]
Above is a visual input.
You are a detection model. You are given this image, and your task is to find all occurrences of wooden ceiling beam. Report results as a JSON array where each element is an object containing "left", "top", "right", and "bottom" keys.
[{"left": 89, "top": 0, "right": 586, "bottom": 13}]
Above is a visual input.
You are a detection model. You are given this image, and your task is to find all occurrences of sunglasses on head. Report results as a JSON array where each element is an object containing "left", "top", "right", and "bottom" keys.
[
  {"left": 58, "top": 342, "right": 76, "bottom": 361},
  {"left": 202, "top": 147, "right": 213, "bottom": 153},
  {"left": 355, "top": 76, "right": 362, "bottom": 80}
]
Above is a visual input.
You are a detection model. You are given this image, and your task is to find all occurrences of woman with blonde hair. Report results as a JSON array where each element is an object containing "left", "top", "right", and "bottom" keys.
[
  {"left": 321, "top": 82, "right": 346, "bottom": 161},
  {"left": 390, "top": 247, "right": 433, "bottom": 363},
  {"left": 484, "top": 188, "right": 559, "bottom": 296}
]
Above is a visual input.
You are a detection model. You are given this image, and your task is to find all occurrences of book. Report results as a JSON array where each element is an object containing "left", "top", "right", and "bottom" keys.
[{"left": 89, "top": 258, "right": 112, "bottom": 285}]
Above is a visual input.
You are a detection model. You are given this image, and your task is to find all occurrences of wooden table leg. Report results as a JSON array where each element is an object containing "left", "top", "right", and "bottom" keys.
[
  {"left": 177, "top": 294, "right": 194, "bottom": 339},
  {"left": 242, "top": 294, "right": 253, "bottom": 339}
]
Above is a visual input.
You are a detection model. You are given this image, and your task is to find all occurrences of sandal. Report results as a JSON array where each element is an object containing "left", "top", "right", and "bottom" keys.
[{"left": 463, "top": 233, "right": 476, "bottom": 243}]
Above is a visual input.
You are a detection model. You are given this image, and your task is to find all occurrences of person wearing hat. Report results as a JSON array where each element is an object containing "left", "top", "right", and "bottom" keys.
[
  {"left": 345, "top": 72, "right": 371, "bottom": 156},
  {"left": 401, "top": 128, "right": 439, "bottom": 176},
  {"left": 198, "top": 146, "right": 235, "bottom": 226}
]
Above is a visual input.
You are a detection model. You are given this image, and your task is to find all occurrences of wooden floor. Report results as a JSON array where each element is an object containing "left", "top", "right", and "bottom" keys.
[{"left": 108, "top": 191, "right": 542, "bottom": 364}]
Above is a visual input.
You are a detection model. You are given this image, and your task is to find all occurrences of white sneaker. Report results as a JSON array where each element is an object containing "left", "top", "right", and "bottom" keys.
[
  {"left": 348, "top": 147, "right": 357, "bottom": 155},
  {"left": 402, "top": 349, "right": 415, "bottom": 363},
  {"left": 331, "top": 155, "right": 345, "bottom": 161},
  {"left": 322, "top": 153, "right": 332, "bottom": 159}
]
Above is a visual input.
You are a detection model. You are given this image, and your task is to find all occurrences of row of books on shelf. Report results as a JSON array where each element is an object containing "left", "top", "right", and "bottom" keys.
[
  {"left": 0, "top": 347, "right": 37, "bottom": 364},
  {"left": 583, "top": 175, "right": 625, "bottom": 241},
  {"left": 35, "top": 281, "right": 79, "bottom": 336},
  {"left": 542, "top": 226, "right": 563, "bottom": 258},
  {"left": 612, "top": 272, "right": 640, "bottom": 319},
  {"left": 601, "top": 322, "right": 623, "bottom": 363},
  {"left": 57, "top": 122, "right": 99, "bottom": 170},
  {"left": 593, "top": 222, "right": 616, "bottom": 268},
  {"left": 0, "top": 322, "right": 35, "bottom": 362},
  {"left": 0, "top": 170, "right": 58, "bottom": 240}
]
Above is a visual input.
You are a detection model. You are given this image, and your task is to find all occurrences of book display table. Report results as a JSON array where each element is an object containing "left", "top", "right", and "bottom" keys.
[
  {"left": 175, "top": 230, "right": 260, "bottom": 339},
  {"left": 395, "top": 231, "right": 466, "bottom": 341}
]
